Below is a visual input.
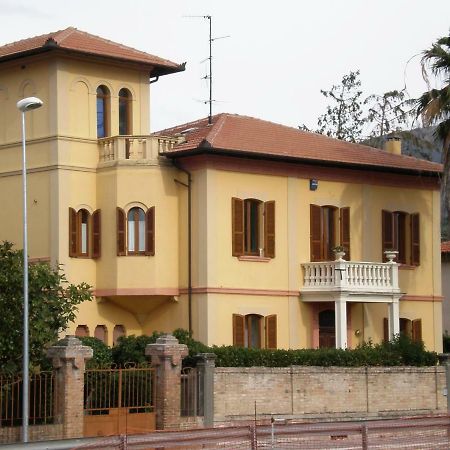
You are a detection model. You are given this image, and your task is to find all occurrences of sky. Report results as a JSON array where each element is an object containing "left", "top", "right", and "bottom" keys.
[{"left": 0, "top": 0, "right": 449, "bottom": 132}]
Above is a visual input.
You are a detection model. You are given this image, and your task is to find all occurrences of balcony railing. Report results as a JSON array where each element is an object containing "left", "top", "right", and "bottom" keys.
[
  {"left": 302, "top": 260, "right": 400, "bottom": 293},
  {"left": 98, "top": 135, "right": 180, "bottom": 163}
]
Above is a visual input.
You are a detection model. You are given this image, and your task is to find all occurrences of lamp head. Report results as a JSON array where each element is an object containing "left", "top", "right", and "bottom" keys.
[{"left": 16, "top": 97, "right": 43, "bottom": 113}]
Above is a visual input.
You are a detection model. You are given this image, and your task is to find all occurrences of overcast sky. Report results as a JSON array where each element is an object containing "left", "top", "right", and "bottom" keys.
[{"left": 0, "top": 0, "right": 449, "bottom": 132}]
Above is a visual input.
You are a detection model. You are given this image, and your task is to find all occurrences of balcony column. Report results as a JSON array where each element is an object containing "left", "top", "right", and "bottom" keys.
[
  {"left": 388, "top": 298, "right": 400, "bottom": 339},
  {"left": 335, "top": 298, "right": 348, "bottom": 349}
]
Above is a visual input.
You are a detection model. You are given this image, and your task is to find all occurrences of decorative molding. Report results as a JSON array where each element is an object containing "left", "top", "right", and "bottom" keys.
[
  {"left": 29, "top": 256, "right": 51, "bottom": 264},
  {"left": 400, "top": 295, "right": 443, "bottom": 302},
  {"left": 398, "top": 264, "right": 417, "bottom": 270},
  {"left": 179, "top": 287, "right": 299, "bottom": 297},
  {"left": 180, "top": 154, "right": 440, "bottom": 191},
  {"left": 237, "top": 255, "right": 271, "bottom": 262},
  {"left": 94, "top": 288, "right": 180, "bottom": 297}
]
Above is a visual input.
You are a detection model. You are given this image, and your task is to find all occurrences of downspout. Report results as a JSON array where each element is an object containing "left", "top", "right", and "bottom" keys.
[
  {"left": 173, "top": 161, "right": 193, "bottom": 335},
  {"left": 149, "top": 76, "right": 159, "bottom": 84}
]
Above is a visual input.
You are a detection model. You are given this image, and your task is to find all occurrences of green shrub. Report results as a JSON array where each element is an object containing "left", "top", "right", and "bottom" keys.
[
  {"left": 111, "top": 333, "right": 161, "bottom": 367},
  {"left": 79, "top": 336, "right": 113, "bottom": 369},
  {"left": 443, "top": 332, "right": 450, "bottom": 353}
]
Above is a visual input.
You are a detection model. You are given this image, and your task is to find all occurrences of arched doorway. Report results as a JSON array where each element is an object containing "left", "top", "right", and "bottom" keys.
[{"left": 319, "top": 309, "right": 335, "bottom": 348}]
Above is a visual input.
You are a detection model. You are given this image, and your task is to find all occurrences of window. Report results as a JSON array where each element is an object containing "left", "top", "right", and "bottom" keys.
[
  {"left": 113, "top": 325, "right": 126, "bottom": 346},
  {"left": 96, "top": 85, "right": 110, "bottom": 138},
  {"left": 69, "top": 208, "right": 101, "bottom": 258},
  {"left": 382, "top": 210, "right": 420, "bottom": 265},
  {"left": 94, "top": 325, "right": 108, "bottom": 344},
  {"left": 75, "top": 325, "right": 90, "bottom": 338},
  {"left": 232, "top": 314, "right": 277, "bottom": 349},
  {"left": 383, "top": 317, "right": 422, "bottom": 342},
  {"left": 232, "top": 197, "right": 275, "bottom": 258},
  {"left": 116, "top": 206, "right": 155, "bottom": 256},
  {"left": 310, "top": 205, "right": 350, "bottom": 262},
  {"left": 118, "top": 88, "right": 132, "bottom": 135}
]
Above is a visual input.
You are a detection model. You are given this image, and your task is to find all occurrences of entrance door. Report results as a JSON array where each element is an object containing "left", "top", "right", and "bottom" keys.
[{"left": 319, "top": 309, "right": 335, "bottom": 348}]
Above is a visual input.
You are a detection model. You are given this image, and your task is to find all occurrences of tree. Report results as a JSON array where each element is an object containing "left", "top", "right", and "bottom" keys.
[
  {"left": 316, "top": 70, "right": 366, "bottom": 142},
  {"left": 0, "top": 241, "right": 92, "bottom": 372},
  {"left": 415, "top": 34, "right": 450, "bottom": 216},
  {"left": 366, "top": 90, "right": 415, "bottom": 139}
]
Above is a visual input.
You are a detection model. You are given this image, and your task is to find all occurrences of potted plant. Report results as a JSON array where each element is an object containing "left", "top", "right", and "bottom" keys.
[
  {"left": 384, "top": 249, "right": 398, "bottom": 263},
  {"left": 332, "top": 245, "right": 346, "bottom": 261}
]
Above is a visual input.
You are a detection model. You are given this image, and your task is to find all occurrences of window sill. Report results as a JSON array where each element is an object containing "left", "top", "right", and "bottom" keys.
[
  {"left": 399, "top": 264, "right": 418, "bottom": 270},
  {"left": 238, "top": 255, "right": 271, "bottom": 262}
]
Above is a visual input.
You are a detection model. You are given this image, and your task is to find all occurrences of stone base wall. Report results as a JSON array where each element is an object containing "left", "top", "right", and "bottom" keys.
[
  {"left": 0, "top": 424, "right": 63, "bottom": 444},
  {"left": 214, "top": 366, "right": 446, "bottom": 424}
]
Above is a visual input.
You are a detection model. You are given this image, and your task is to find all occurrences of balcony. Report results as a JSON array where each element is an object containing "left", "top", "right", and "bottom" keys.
[
  {"left": 301, "top": 260, "right": 402, "bottom": 349},
  {"left": 301, "top": 260, "right": 400, "bottom": 297},
  {"left": 98, "top": 135, "right": 181, "bottom": 164}
]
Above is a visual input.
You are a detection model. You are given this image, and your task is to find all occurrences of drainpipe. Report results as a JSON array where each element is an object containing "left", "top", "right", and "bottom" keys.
[
  {"left": 173, "top": 161, "right": 193, "bottom": 335},
  {"left": 149, "top": 76, "right": 159, "bottom": 84}
]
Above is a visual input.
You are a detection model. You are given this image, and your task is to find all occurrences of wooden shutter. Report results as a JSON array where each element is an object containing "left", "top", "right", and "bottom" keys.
[
  {"left": 69, "top": 207, "right": 77, "bottom": 257},
  {"left": 232, "top": 198, "right": 244, "bottom": 256},
  {"left": 310, "top": 204, "right": 322, "bottom": 262},
  {"left": 264, "top": 201, "right": 275, "bottom": 258},
  {"left": 265, "top": 315, "right": 277, "bottom": 349},
  {"left": 382, "top": 210, "right": 393, "bottom": 262},
  {"left": 340, "top": 207, "right": 351, "bottom": 261},
  {"left": 232, "top": 314, "right": 245, "bottom": 347},
  {"left": 145, "top": 207, "right": 155, "bottom": 256},
  {"left": 383, "top": 318, "right": 389, "bottom": 342},
  {"left": 412, "top": 319, "right": 422, "bottom": 342},
  {"left": 92, "top": 209, "right": 101, "bottom": 259},
  {"left": 411, "top": 213, "right": 420, "bottom": 266},
  {"left": 116, "top": 207, "right": 126, "bottom": 256}
]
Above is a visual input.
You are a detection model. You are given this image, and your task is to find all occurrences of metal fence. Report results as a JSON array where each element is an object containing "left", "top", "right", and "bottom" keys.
[
  {"left": 180, "top": 367, "right": 203, "bottom": 417},
  {"left": 71, "top": 414, "right": 450, "bottom": 449},
  {"left": 0, "top": 371, "right": 56, "bottom": 427}
]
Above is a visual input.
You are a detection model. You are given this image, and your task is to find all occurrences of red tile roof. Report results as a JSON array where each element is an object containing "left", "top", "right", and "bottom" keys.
[
  {"left": 0, "top": 27, "right": 184, "bottom": 76},
  {"left": 156, "top": 114, "right": 442, "bottom": 174},
  {"left": 442, "top": 241, "right": 450, "bottom": 253}
]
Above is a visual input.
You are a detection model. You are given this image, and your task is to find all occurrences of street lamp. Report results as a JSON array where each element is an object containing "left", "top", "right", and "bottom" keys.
[{"left": 16, "top": 96, "right": 43, "bottom": 443}]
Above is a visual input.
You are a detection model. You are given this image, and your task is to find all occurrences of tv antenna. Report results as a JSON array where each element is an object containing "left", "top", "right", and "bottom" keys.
[{"left": 184, "top": 15, "right": 230, "bottom": 124}]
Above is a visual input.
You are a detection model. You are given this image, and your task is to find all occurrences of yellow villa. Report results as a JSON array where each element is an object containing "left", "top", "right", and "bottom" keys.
[{"left": 0, "top": 28, "right": 443, "bottom": 352}]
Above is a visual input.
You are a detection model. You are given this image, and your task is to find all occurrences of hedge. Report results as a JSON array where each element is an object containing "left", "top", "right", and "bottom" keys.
[{"left": 80, "top": 330, "right": 437, "bottom": 368}]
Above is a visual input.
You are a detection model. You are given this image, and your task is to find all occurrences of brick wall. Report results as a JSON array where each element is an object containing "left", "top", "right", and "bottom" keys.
[{"left": 214, "top": 366, "right": 446, "bottom": 424}]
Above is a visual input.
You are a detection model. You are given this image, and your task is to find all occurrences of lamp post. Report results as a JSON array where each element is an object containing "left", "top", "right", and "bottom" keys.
[{"left": 16, "top": 96, "right": 43, "bottom": 443}]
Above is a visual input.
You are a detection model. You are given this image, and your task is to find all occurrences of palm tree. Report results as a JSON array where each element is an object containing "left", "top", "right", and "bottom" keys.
[{"left": 416, "top": 34, "right": 450, "bottom": 217}]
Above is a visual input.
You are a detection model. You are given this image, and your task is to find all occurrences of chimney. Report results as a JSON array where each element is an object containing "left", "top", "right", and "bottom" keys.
[{"left": 384, "top": 136, "right": 402, "bottom": 155}]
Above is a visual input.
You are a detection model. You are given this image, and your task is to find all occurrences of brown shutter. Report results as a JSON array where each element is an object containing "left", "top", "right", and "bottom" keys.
[
  {"left": 340, "top": 207, "right": 351, "bottom": 261},
  {"left": 411, "top": 213, "right": 420, "bottom": 266},
  {"left": 69, "top": 207, "right": 77, "bottom": 257},
  {"left": 383, "top": 318, "right": 389, "bottom": 342},
  {"left": 92, "top": 209, "right": 101, "bottom": 259},
  {"left": 264, "top": 201, "right": 275, "bottom": 258},
  {"left": 145, "top": 206, "right": 155, "bottom": 256},
  {"left": 232, "top": 198, "right": 244, "bottom": 256},
  {"left": 310, "top": 204, "right": 322, "bottom": 262},
  {"left": 382, "top": 210, "right": 393, "bottom": 262},
  {"left": 412, "top": 319, "right": 422, "bottom": 342},
  {"left": 116, "top": 207, "right": 126, "bottom": 256},
  {"left": 265, "top": 315, "right": 277, "bottom": 349},
  {"left": 232, "top": 314, "right": 245, "bottom": 347}
]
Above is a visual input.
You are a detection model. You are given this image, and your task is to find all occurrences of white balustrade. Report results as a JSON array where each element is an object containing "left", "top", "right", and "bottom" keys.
[
  {"left": 98, "top": 135, "right": 178, "bottom": 163},
  {"left": 302, "top": 260, "right": 399, "bottom": 293}
]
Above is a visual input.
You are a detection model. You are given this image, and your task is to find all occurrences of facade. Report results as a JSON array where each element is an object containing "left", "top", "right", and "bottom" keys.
[
  {"left": 442, "top": 241, "right": 450, "bottom": 333},
  {"left": 0, "top": 28, "right": 443, "bottom": 351}
]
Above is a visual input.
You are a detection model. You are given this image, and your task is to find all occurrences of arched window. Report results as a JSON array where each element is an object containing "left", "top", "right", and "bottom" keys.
[
  {"left": 69, "top": 208, "right": 101, "bottom": 258},
  {"left": 75, "top": 325, "right": 90, "bottom": 338},
  {"left": 96, "top": 85, "right": 110, "bottom": 138},
  {"left": 127, "top": 207, "right": 146, "bottom": 254},
  {"left": 118, "top": 88, "right": 132, "bottom": 135},
  {"left": 113, "top": 325, "right": 126, "bottom": 346},
  {"left": 79, "top": 209, "right": 90, "bottom": 256},
  {"left": 94, "top": 325, "right": 108, "bottom": 344}
]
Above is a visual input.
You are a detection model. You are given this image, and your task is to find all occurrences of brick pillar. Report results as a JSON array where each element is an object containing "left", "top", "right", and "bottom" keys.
[
  {"left": 195, "top": 353, "right": 216, "bottom": 427},
  {"left": 146, "top": 334, "right": 188, "bottom": 430},
  {"left": 46, "top": 335, "right": 93, "bottom": 439}
]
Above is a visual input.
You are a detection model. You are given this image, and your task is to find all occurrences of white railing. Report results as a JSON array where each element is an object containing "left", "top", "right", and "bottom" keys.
[
  {"left": 302, "top": 260, "right": 400, "bottom": 293},
  {"left": 98, "top": 135, "right": 179, "bottom": 163}
]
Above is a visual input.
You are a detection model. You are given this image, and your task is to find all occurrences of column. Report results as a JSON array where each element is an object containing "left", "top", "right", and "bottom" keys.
[
  {"left": 335, "top": 298, "right": 348, "bottom": 349},
  {"left": 388, "top": 299, "right": 400, "bottom": 339},
  {"left": 46, "top": 335, "right": 93, "bottom": 439},
  {"left": 195, "top": 353, "right": 216, "bottom": 427},
  {"left": 146, "top": 334, "right": 188, "bottom": 430}
]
